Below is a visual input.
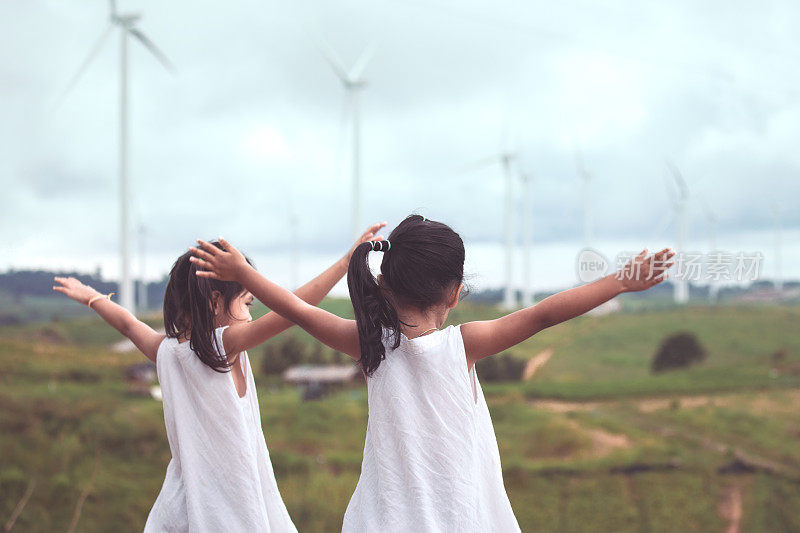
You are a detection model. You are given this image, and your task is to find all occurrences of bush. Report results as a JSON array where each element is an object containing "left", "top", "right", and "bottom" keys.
[
  {"left": 261, "top": 336, "right": 353, "bottom": 375},
  {"left": 477, "top": 353, "right": 525, "bottom": 382},
  {"left": 261, "top": 336, "right": 306, "bottom": 375},
  {"left": 651, "top": 332, "right": 707, "bottom": 373}
]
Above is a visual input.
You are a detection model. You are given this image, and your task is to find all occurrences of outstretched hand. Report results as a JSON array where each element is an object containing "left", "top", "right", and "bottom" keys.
[
  {"left": 53, "top": 276, "right": 102, "bottom": 305},
  {"left": 616, "top": 248, "right": 676, "bottom": 292},
  {"left": 189, "top": 238, "right": 249, "bottom": 282},
  {"left": 348, "top": 222, "right": 387, "bottom": 257}
]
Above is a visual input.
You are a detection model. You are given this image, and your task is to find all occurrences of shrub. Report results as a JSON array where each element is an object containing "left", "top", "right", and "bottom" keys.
[
  {"left": 651, "top": 332, "right": 707, "bottom": 373},
  {"left": 261, "top": 336, "right": 306, "bottom": 375},
  {"left": 477, "top": 353, "right": 525, "bottom": 382}
]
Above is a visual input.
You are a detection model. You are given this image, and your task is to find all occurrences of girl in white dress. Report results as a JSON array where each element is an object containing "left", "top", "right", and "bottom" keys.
[
  {"left": 190, "top": 214, "right": 674, "bottom": 532},
  {"left": 52, "top": 222, "right": 386, "bottom": 532}
]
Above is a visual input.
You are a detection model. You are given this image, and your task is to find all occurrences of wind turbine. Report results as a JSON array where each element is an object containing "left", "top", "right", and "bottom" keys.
[
  {"left": 137, "top": 223, "right": 148, "bottom": 311},
  {"left": 665, "top": 161, "right": 690, "bottom": 304},
  {"left": 703, "top": 203, "right": 719, "bottom": 304},
  {"left": 288, "top": 196, "right": 300, "bottom": 291},
  {"left": 318, "top": 39, "right": 374, "bottom": 239},
  {"left": 771, "top": 203, "right": 783, "bottom": 294},
  {"left": 463, "top": 148, "right": 517, "bottom": 309},
  {"left": 572, "top": 144, "right": 593, "bottom": 248},
  {"left": 519, "top": 170, "right": 534, "bottom": 307},
  {"left": 54, "top": 0, "right": 174, "bottom": 313}
]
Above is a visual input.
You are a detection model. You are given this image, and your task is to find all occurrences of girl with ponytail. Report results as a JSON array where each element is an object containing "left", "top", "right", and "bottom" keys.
[
  {"left": 52, "top": 222, "right": 386, "bottom": 532},
  {"left": 191, "top": 214, "right": 674, "bottom": 532}
]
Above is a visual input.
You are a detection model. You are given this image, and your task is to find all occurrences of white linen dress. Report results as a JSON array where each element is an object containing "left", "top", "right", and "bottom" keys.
[
  {"left": 342, "top": 325, "right": 520, "bottom": 532},
  {"left": 144, "top": 326, "right": 296, "bottom": 532}
]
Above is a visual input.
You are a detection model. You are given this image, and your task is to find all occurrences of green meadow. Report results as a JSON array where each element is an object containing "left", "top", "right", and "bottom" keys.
[{"left": 1, "top": 301, "right": 799, "bottom": 532}]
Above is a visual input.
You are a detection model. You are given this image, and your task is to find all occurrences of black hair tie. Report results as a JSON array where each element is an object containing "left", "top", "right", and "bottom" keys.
[{"left": 370, "top": 240, "right": 391, "bottom": 252}]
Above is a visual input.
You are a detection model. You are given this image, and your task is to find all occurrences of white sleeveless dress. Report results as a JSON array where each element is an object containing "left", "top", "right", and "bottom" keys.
[
  {"left": 144, "top": 326, "right": 296, "bottom": 532},
  {"left": 342, "top": 325, "right": 520, "bottom": 532}
]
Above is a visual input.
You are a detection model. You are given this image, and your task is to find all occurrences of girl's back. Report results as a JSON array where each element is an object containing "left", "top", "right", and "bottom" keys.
[
  {"left": 146, "top": 327, "right": 296, "bottom": 532},
  {"left": 342, "top": 325, "right": 520, "bottom": 533}
]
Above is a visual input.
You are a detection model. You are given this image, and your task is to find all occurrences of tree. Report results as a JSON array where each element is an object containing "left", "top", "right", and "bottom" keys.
[
  {"left": 651, "top": 332, "right": 707, "bottom": 373},
  {"left": 476, "top": 353, "right": 525, "bottom": 382},
  {"left": 261, "top": 336, "right": 305, "bottom": 375}
]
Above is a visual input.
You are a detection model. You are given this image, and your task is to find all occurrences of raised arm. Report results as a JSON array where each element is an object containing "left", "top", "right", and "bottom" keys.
[
  {"left": 53, "top": 277, "right": 165, "bottom": 362},
  {"left": 190, "top": 238, "right": 361, "bottom": 359},
  {"left": 218, "top": 223, "right": 386, "bottom": 354},
  {"left": 461, "top": 248, "right": 675, "bottom": 365}
]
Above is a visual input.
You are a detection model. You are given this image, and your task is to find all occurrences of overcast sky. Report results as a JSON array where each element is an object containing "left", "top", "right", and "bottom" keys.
[{"left": 2, "top": 0, "right": 798, "bottom": 292}]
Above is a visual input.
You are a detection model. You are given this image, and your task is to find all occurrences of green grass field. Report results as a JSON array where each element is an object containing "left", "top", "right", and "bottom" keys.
[{"left": 1, "top": 301, "right": 799, "bottom": 531}]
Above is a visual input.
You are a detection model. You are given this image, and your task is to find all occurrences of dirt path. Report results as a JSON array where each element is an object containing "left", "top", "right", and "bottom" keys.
[
  {"left": 531, "top": 390, "right": 800, "bottom": 480},
  {"left": 523, "top": 348, "right": 554, "bottom": 380},
  {"left": 563, "top": 419, "right": 632, "bottom": 459},
  {"left": 531, "top": 389, "right": 800, "bottom": 415},
  {"left": 717, "top": 483, "right": 743, "bottom": 533}
]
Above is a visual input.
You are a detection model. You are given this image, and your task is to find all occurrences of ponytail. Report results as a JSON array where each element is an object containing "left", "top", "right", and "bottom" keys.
[
  {"left": 347, "top": 241, "right": 401, "bottom": 376},
  {"left": 164, "top": 243, "right": 252, "bottom": 372},
  {"left": 348, "top": 215, "right": 466, "bottom": 376}
]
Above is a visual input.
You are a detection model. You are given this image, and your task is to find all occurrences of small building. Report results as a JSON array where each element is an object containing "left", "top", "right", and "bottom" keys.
[
  {"left": 124, "top": 362, "right": 158, "bottom": 398},
  {"left": 125, "top": 362, "right": 157, "bottom": 384},
  {"left": 282, "top": 365, "right": 362, "bottom": 401}
]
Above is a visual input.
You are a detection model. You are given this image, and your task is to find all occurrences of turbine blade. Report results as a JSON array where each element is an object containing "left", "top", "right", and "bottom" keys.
[
  {"left": 128, "top": 28, "right": 175, "bottom": 73},
  {"left": 649, "top": 209, "right": 676, "bottom": 241},
  {"left": 665, "top": 159, "right": 689, "bottom": 200},
  {"left": 662, "top": 168, "right": 679, "bottom": 209},
  {"left": 573, "top": 149, "right": 589, "bottom": 181},
  {"left": 317, "top": 37, "right": 349, "bottom": 82},
  {"left": 348, "top": 42, "right": 376, "bottom": 81},
  {"left": 567, "top": 127, "right": 590, "bottom": 181},
  {"left": 51, "top": 24, "right": 114, "bottom": 113},
  {"left": 109, "top": 0, "right": 117, "bottom": 16}
]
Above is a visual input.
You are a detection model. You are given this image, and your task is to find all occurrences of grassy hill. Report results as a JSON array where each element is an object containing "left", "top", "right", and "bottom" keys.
[{"left": 1, "top": 301, "right": 798, "bottom": 531}]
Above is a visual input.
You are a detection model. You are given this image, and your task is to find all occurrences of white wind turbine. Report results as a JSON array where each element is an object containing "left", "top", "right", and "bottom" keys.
[
  {"left": 572, "top": 145, "right": 593, "bottom": 249},
  {"left": 55, "top": 0, "right": 174, "bottom": 313},
  {"left": 288, "top": 196, "right": 300, "bottom": 291},
  {"left": 703, "top": 203, "right": 719, "bottom": 304},
  {"left": 665, "top": 161, "right": 690, "bottom": 304},
  {"left": 464, "top": 148, "right": 518, "bottom": 309},
  {"left": 137, "top": 223, "right": 148, "bottom": 311},
  {"left": 318, "top": 40, "right": 375, "bottom": 239},
  {"left": 519, "top": 170, "right": 534, "bottom": 307},
  {"left": 771, "top": 202, "right": 783, "bottom": 294}
]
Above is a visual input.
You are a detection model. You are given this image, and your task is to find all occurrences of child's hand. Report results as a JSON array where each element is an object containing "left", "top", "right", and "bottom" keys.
[
  {"left": 190, "top": 238, "right": 249, "bottom": 281},
  {"left": 53, "top": 276, "right": 102, "bottom": 305},
  {"left": 339, "top": 222, "right": 387, "bottom": 267},
  {"left": 616, "top": 248, "right": 676, "bottom": 292},
  {"left": 350, "top": 222, "right": 387, "bottom": 255}
]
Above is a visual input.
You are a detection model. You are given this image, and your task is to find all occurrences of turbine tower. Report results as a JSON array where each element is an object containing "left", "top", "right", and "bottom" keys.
[
  {"left": 573, "top": 145, "right": 593, "bottom": 248},
  {"left": 137, "top": 223, "right": 148, "bottom": 311},
  {"left": 289, "top": 201, "right": 300, "bottom": 291},
  {"left": 464, "top": 150, "right": 518, "bottom": 309},
  {"left": 55, "top": 0, "right": 173, "bottom": 312},
  {"left": 519, "top": 171, "right": 534, "bottom": 307},
  {"left": 771, "top": 203, "right": 783, "bottom": 294},
  {"left": 666, "top": 161, "right": 690, "bottom": 304},
  {"left": 318, "top": 40, "right": 374, "bottom": 239},
  {"left": 703, "top": 204, "right": 719, "bottom": 304}
]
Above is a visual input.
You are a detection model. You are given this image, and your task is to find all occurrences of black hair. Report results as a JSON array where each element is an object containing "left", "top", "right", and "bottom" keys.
[
  {"left": 163, "top": 242, "right": 253, "bottom": 372},
  {"left": 347, "top": 214, "right": 465, "bottom": 376}
]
